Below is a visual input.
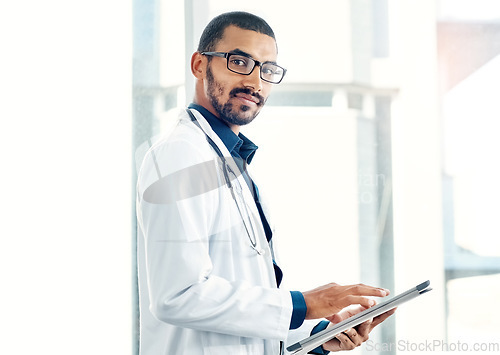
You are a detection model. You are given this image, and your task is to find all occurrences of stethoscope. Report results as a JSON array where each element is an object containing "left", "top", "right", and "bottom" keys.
[{"left": 185, "top": 109, "right": 266, "bottom": 256}]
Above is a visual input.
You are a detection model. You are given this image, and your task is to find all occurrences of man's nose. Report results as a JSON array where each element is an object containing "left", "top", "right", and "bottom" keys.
[{"left": 241, "top": 65, "right": 263, "bottom": 92}]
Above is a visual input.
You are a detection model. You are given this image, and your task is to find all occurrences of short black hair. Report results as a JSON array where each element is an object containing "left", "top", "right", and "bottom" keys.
[{"left": 197, "top": 11, "right": 276, "bottom": 53}]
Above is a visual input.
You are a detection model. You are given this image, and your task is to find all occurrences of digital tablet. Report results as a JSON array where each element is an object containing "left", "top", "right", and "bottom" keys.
[{"left": 286, "top": 280, "right": 432, "bottom": 355}]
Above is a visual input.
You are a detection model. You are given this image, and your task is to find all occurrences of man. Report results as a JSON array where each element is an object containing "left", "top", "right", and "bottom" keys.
[{"left": 136, "top": 11, "right": 395, "bottom": 355}]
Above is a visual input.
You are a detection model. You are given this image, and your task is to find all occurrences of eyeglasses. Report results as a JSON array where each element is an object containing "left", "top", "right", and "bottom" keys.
[{"left": 201, "top": 51, "right": 287, "bottom": 84}]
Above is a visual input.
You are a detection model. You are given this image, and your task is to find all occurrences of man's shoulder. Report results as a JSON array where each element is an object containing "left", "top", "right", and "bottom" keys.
[
  {"left": 137, "top": 119, "right": 216, "bottom": 193},
  {"left": 149, "top": 117, "right": 214, "bottom": 166},
  {"left": 153, "top": 111, "right": 208, "bottom": 151}
]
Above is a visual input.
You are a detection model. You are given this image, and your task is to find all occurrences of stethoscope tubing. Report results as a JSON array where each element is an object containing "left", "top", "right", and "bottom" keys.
[{"left": 185, "top": 109, "right": 263, "bottom": 255}]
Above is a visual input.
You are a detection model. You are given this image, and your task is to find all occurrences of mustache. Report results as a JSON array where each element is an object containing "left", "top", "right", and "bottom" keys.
[{"left": 229, "top": 87, "right": 265, "bottom": 106}]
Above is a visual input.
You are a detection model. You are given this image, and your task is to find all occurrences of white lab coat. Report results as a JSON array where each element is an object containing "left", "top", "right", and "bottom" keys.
[{"left": 136, "top": 108, "right": 316, "bottom": 355}]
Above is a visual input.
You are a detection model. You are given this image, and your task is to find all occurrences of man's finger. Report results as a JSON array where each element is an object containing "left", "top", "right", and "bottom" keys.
[
  {"left": 371, "top": 307, "right": 397, "bottom": 328},
  {"left": 344, "top": 284, "right": 390, "bottom": 297},
  {"left": 327, "top": 305, "right": 368, "bottom": 324},
  {"left": 355, "top": 317, "right": 373, "bottom": 338},
  {"left": 304, "top": 283, "right": 391, "bottom": 320},
  {"left": 346, "top": 295, "right": 378, "bottom": 309},
  {"left": 335, "top": 332, "right": 357, "bottom": 350},
  {"left": 343, "top": 328, "right": 364, "bottom": 346}
]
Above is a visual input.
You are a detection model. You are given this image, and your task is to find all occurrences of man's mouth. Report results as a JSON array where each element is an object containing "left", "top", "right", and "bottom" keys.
[
  {"left": 235, "top": 93, "right": 260, "bottom": 105},
  {"left": 230, "top": 88, "right": 263, "bottom": 106}
]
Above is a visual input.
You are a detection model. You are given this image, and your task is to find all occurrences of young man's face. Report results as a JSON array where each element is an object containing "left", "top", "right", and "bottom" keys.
[{"left": 204, "top": 25, "right": 278, "bottom": 127}]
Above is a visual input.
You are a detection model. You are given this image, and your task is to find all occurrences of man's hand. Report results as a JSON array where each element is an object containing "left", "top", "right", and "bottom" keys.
[
  {"left": 322, "top": 306, "right": 397, "bottom": 352},
  {"left": 302, "top": 283, "right": 389, "bottom": 320}
]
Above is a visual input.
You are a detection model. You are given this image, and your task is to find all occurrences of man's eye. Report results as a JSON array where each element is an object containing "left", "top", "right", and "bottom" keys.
[
  {"left": 263, "top": 66, "right": 281, "bottom": 75},
  {"left": 231, "top": 58, "right": 248, "bottom": 67},
  {"left": 262, "top": 67, "right": 275, "bottom": 75}
]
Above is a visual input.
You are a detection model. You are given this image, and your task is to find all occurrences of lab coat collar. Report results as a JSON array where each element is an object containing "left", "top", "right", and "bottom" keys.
[{"left": 188, "top": 103, "right": 258, "bottom": 164}]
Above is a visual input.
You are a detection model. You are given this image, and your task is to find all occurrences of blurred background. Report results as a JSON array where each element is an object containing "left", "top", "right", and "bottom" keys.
[{"left": 2, "top": 0, "right": 499, "bottom": 354}]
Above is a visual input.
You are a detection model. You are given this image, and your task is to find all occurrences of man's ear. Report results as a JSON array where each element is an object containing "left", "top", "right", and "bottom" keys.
[{"left": 191, "top": 52, "right": 206, "bottom": 79}]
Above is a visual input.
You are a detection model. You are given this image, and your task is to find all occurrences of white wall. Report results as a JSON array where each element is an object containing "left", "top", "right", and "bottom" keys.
[
  {"left": 245, "top": 106, "right": 361, "bottom": 290},
  {"left": 0, "top": 1, "right": 133, "bottom": 354},
  {"left": 389, "top": 0, "right": 446, "bottom": 344},
  {"left": 207, "top": 0, "right": 355, "bottom": 83}
]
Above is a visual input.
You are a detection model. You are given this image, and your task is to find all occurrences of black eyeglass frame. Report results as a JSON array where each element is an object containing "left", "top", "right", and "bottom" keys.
[{"left": 201, "top": 51, "right": 287, "bottom": 84}]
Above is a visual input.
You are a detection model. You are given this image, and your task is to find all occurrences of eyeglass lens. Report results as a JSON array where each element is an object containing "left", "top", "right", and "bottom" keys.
[{"left": 227, "top": 54, "right": 284, "bottom": 83}]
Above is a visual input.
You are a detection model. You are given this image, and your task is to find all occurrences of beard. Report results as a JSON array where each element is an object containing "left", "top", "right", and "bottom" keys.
[{"left": 206, "top": 65, "right": 266, "bottom": 126}]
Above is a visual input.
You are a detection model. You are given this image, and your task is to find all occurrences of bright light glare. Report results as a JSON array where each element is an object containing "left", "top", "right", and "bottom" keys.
[
  {"left": 439, "top": 0, "right": 500, "bottom": 21},
  {"left": 444, "top": 55, "right": 500, "bottom": 256}
]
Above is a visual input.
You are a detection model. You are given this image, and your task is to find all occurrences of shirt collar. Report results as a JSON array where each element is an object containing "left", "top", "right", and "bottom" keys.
[{"left": 188, "top": 103, "right": 258, "bottom": 164}]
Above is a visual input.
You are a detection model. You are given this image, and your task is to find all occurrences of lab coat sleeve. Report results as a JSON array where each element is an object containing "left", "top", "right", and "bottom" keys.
[
  {"left": 137, "top": 135, "right": 293, "bottom": 341},
  {"left": 285, "top": 320, "right": 330, "bottom": 353}
]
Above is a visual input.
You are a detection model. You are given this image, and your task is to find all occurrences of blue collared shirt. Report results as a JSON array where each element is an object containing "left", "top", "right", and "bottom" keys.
[{"left": 188, "top": 103, "right": 307, "bottom": 330}]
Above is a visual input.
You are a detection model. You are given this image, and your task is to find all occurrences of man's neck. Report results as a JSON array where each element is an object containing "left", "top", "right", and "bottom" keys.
[{"left": 191, "top": 99, "right": 240, "bottom": 135}]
